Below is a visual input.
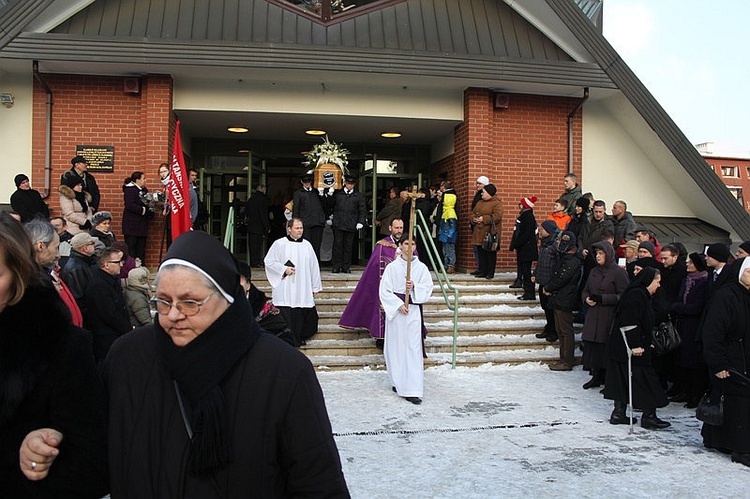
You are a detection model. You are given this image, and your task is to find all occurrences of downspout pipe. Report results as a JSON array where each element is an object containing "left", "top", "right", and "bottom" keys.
[
  {"left": 32, "top": 61, "right": 53, "bottom": 199},
  {"left": 567, "top": 87, "right": 589, "bottom": 174}
]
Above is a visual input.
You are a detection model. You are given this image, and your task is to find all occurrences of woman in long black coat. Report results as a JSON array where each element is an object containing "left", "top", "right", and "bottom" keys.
[
  {"left": 670, "top": 252, "right": 709, "bottom": 408},
  {"left": 1, "top": 212, "right": 108, "bottom": 498},
  {"left": 604, "top": 267, "right": 671, "bottom": 429},
  {"left": 580, "top": 242, "right": 629, "bottom": 389},
  {"left": 509, "top": 197, "right": 538, "bottom": 299},
  {"left": 700, "top": 258, "right": 750, "bottom": 469}
]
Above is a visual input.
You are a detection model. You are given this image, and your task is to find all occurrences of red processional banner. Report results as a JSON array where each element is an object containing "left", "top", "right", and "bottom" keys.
[{"left": 169, "top": 121, "right": 192, "bottom": 240}]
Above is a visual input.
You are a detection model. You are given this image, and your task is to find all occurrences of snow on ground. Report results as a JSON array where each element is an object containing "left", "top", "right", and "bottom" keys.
[{"left": 318, "top": 364, "right": 749, "bottom": 498}]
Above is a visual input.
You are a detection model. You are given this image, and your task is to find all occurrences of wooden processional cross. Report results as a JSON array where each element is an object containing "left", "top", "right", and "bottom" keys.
[{"left": 404, "top": 186, "right": 425, "bottom": 310}]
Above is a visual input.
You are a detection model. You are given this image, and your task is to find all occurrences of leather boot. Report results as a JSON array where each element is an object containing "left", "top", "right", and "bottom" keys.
[
  {"left": 641, "top": 409, "right": 671, "bottom": 429},
  {"left": 582, "top": 369, "right": 604, "bottom": 389},
  {"left": 609, "top": 400, "right": 637, "bottom": 424},
  {"left": 509, "top": 278, "right": 522, "bottom": 288}
]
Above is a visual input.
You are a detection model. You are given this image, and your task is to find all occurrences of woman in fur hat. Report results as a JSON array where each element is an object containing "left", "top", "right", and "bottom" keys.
[{"left": 58, "top": 174, "right": 93, "bottom": 235}]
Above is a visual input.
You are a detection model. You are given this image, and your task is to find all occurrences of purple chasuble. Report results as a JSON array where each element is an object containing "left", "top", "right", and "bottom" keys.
[{"left": 339, "top": 236, "right": 427, "bottom": 339}]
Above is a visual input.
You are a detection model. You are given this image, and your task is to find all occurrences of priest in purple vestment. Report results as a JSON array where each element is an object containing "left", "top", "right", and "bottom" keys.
[{"left": 339, "top": 218, "right": 428, "bottom": 346}]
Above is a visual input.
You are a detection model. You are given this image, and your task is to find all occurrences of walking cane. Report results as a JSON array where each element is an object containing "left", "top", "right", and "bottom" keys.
[{"left": 619, "top": 325, "right": 637, "bottom": 434}]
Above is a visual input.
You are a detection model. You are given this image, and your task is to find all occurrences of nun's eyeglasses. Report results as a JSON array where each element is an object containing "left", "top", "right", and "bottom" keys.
[{"left": 150, "top": 293, "right": 214, "bottom": 316}]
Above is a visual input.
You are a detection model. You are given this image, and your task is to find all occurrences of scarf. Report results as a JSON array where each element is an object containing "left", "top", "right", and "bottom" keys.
[
  {"left": 155, "top": 293, "right": 259, "bottom": 476},
  {"left": 683, "top": 270, "right": 707, "bottom": 303}
]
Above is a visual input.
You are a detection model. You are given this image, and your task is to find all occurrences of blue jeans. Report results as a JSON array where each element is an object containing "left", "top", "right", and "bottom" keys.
[{"left": 443, "top": 243, "right": 456, "bottom": 265}]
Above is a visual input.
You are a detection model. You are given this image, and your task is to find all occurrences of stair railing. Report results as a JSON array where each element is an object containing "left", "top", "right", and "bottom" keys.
[{"left": 414, "top": 209, "right": 460, "bottom": 368}]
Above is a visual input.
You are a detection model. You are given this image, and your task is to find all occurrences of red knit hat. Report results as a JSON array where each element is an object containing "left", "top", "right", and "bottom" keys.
[{"left": 520, "top": 196, "right": 537, "bottom": 210}]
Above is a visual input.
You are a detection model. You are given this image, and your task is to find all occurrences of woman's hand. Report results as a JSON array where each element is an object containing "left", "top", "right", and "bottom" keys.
[
  {"left": 631, "top": 347, "right": 645, "bottom": 357},
  {"left": 715, "top": 370, "right": 730, "bottom": 379},
  {"left": 19, "top": 429, "right": 63, "bottom": 481}
]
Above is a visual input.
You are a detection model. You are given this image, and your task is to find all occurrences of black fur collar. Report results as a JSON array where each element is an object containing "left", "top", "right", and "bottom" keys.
[{"left": 0, "top": 285, "right": 71, "bottom": 426}]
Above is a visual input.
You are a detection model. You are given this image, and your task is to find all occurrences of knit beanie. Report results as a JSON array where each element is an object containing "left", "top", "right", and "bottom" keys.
[
  {"left": 706, "top": 243, "right": 731, "bottom": 263},
  {"left": 483, "top": 184, "right": 497, "bottom": 197},
  {"left": 14, "top": 174, "right": 29, "bottom": 187},
  {"left": 638, "top": 241, "right": 656, "bottom": 257},
  {"left": 160, "top": 230, "right": 240, "bottom": 303},
  {"left": 520, "top": 196, "right": 537, "bottom": 210},
  {"left": 541, "top": 220, "right": 558, "bottom": 236},
  {"left": 688, "top": 253, "right": 707, "bottom": 272}
]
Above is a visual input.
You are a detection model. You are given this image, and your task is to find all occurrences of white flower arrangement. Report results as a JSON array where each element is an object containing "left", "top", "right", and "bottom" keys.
[{"left": 303, "top": 135, "right": 349, "bottom": 171}]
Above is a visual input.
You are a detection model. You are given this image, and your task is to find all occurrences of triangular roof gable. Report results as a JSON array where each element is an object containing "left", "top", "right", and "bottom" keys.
[{"left": 46, "top": 0, "right": 573, "bottom": 61}]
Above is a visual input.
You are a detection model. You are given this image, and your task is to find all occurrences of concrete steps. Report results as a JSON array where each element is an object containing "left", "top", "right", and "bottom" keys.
[{"left": 253, "top": 267, "right": 572, "bottom": 370}]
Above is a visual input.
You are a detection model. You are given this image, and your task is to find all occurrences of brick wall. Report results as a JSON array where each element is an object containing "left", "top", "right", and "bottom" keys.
[
  {"left": 32, "top": 74, "right": 174, "bottom": 268},
  {"left": 432, "top": 88, "right": 583, "bottom": 271}
]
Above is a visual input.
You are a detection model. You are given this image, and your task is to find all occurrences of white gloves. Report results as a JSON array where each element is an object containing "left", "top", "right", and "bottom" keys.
[
  {"left": 326, "top": 217, "right": 333, "bottom": 226},
  {"left": 318, "top": 187, "right": 325, "bottom": 195},
  {"left": 356, "top": 223, "right": 363, "bottom": 230},
  {"left": 328, "top": 187, "right": 335, "bottom": 195}
]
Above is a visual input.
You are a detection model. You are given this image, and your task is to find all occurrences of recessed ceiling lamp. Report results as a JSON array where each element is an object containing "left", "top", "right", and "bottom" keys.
[
  {"left": 306, "top": 129, "right": 326, "bottom": 136},
  {"left": 227, "top": 126, "right": 249, "bottom": 133},
  {"left": 381, "top": 131, "right": 402, "bottom": 138},
  {"left": 238, "top": 149, "right": 250, "bottom": 153}
]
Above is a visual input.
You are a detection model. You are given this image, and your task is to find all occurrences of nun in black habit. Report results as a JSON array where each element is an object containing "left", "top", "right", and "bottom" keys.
[
  {"left": 102, "top": 230, "right": 349, "bottom": 497},
  {"left": 604, "top": 266, "right": 671, "bottom": 430}
]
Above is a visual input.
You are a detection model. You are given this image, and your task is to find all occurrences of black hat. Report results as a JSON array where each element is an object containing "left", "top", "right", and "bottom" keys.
[
  {"left": 160, "top": 231, "right": 241, "bottom": 303},
  {"left": 638, "top": 241, "right": 656, "bottom": 257},
  {"left": 706, "top": 243, "right": 730, "bottom": 263},
  {"left": 575, "top": 197, "right": 590, "bottom": 210},
  {"left": 300, "top": 172, "right": 313, "bottom": 182},
  {"left": 14, "top": 174, "right": 29, "bottom": 187},
  {"left": 344, "top": 174, "right": 357, "bottom": 183},
  {"left": 61, "top": 172, "right": 84, "bottom": 189},
  {"left": 739, "top": 240, "right": 750, "bottom": 255},
  {"left": 556, "top": 231, "right": 577, "bottom": 253},
  {"left": 688, "top": 252, "right": 707, "bottom": 272},
  {"left": 71, "top": 155, "right": 88, "bottom": 165},
  {"left": 483, "top": 184, "right": 497, "bottom": 197}
]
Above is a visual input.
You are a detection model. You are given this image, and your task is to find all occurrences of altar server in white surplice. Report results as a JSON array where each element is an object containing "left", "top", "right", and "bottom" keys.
[
  {"left": 379, "top": 238, "right": 433, "bottom": 405},
  {"left": 264, "top": 218, "right": 322, "bottom": 347}
]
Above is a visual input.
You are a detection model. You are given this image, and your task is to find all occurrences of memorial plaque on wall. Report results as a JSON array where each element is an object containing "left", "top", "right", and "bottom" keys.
[{"left": 76, "top": 145, "right": 115, "bottom": 172}]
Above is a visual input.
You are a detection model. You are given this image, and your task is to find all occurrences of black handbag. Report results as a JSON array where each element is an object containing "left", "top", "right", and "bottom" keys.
[
  {"left": 696, "top": 392, "right": 724, "bottom": 426},
  {"left": 481, "top": 217, "right": 499, "bottom": 252},
  {"left": 652, "top": 318, "right": 681, "bottom": 356}
]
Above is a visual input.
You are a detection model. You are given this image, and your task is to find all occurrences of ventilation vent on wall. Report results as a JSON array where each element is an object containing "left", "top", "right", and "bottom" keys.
[
  {"left": 494, "top": 93, "right": 510, "bottom": 110},
  {"left": 123, "top": 77, "right": 141, "bottom": 95}
]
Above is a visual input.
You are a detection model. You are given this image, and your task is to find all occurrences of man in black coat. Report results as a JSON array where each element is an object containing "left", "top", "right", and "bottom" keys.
[
  {"left": 60, "top": 232, "right": 98, "bottom": 315},
  {"left": 245, "top": 185, "right": 271, "bottom": 267},
  {"left": 85, "top": 247, "right": 132, "bottom": 363},
  {"left": 10, "top": 174, "right": 49, "bottom": 222},
  {"left": 544, "top": 231, "right": 582, "bottom": 371},
  {"left": 330, "top": 174, "right": 366, "bottom": 273},
  {"left": 61, "top": 155, "right": 100, "bottom": 212},
  {"left": 293, "top": 173, "right": 328, "bottom": 260}
]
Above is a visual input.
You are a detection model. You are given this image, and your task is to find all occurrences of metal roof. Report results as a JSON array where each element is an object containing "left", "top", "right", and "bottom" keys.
[
  {"left": 48, "top": 0, "right": 573, "bottom": 60},
  {"left": 634, "top": 217, "right": 730, "bottom": 247}
]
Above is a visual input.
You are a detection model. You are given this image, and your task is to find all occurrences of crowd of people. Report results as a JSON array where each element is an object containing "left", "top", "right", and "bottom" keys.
[{"left": 3, "top": 162, "right": 749, "bottom": 495}]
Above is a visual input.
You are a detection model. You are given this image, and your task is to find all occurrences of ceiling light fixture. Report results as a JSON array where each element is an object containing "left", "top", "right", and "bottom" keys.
[
  {"left": 238, "top": 149, "right": 250, "bottom": 153},
  {"left": 306, "top": 129, "right": 326, "bottom": 136},
  {"left": 381, "top": 131, "right": 402, "bottom": 138},
  {"left": 227, "top": 126, "right": 249, "bottom": 133}
]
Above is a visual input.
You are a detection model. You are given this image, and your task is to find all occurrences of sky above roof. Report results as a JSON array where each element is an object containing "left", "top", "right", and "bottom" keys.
[{"left": 603, "top": 0, "right": 750, "bottom": 156}]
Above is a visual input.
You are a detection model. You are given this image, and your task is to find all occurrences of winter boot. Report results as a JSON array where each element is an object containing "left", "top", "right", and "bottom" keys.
[
  {"left": 641, "top": 409, "right": 671, "bottom": 430},
  {"left": 446, "top": 265, "right": 455, "bottom": 274},
  {"left": 609, "top": 400, "right": 637, "bottom": 425},
  {"left": 582, "top": 369, "right": 604, "bottom": 389},
  {"left": 509, "top": 278, "right": 523, "bottom": 288}
]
